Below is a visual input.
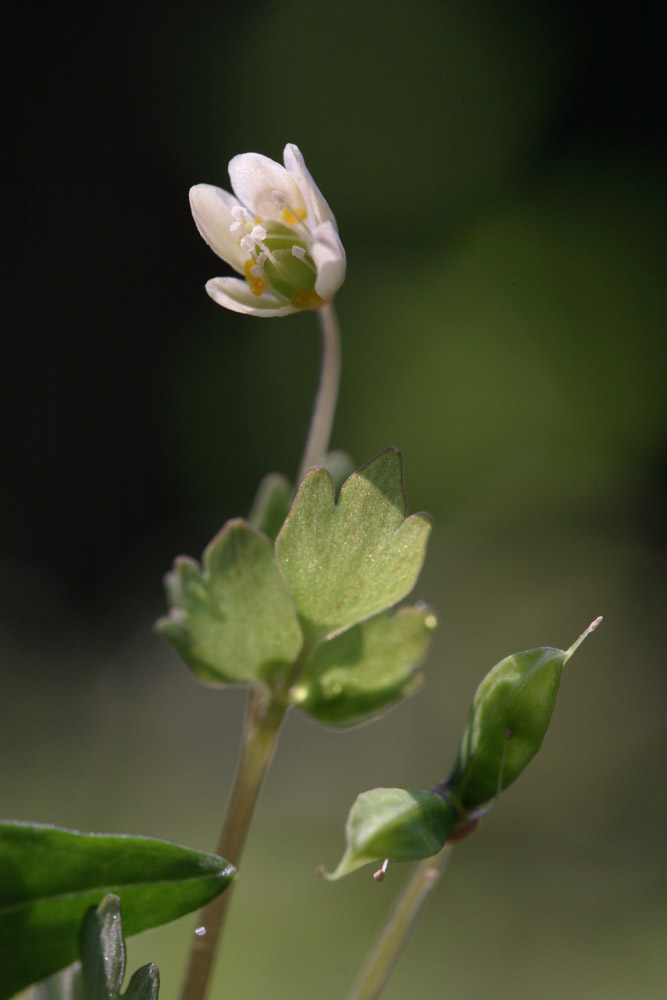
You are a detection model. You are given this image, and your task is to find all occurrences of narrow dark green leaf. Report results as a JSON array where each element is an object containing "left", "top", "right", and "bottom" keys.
[
  {"left": 0, "top": 822, "right": 234, "bottom": 999},
  {"left": 122, "top": 965, "right": 159, "bottom": 1000},
  {"left": 79, "top": 896, "right": 159, "bottom": 1000},
  {"left": 80, "top": 894, "right": 125, "bottom": 1000}
]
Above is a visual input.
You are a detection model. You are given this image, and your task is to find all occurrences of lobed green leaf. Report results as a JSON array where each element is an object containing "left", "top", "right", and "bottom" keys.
[
  {"left": 292, "top": 604, "right": 437, "bottom": 726},
  {"left": 156, "top": 518, "right": 303, "bottom": 685},
  {"left": 276, "top": 448, "right": 432, "bottom": 642}
]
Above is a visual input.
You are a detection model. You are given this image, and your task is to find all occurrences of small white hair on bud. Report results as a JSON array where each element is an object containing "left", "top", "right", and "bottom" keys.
[{"left": 373, "top": 859, "right": 389, "bottom": 882}]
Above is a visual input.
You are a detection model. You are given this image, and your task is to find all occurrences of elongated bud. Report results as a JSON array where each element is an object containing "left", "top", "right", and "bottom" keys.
[{"left": 446, "top": 618, "right": 603, "bottom": 812}]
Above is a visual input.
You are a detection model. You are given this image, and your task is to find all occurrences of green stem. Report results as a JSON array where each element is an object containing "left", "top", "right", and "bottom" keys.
[
  {"left": 179, "top": 687, "right": 288, "bottom": 1000},
  {"left": 296, "top": 302, "right": 341, "bottom": 484},
  {"left": 346, "top": 845, "right": 453, "bottom": 1000}
]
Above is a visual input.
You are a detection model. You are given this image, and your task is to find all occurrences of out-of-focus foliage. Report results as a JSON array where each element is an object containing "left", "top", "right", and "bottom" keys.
[{"left": 0, "top": 823, "right": 233, "bottom": 997}]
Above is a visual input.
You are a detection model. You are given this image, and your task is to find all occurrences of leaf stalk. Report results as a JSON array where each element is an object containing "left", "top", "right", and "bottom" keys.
[
  {"left": 346, "top": 844, "right": 453, "bottom": 1000},
  {"left": 179, "top": 687, "right": 287, "bottom": 1000}
]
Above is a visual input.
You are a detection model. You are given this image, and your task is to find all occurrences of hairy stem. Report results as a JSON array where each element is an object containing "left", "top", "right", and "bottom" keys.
[
  {"left": 179, "top": 688, "right": 287, "bottom": 1000},
  {"left": 347, "top": 845, "right": 453, "bottom": 1000},
  {"left": 296, "top": 302, "right": 341, "bottom": 484}
]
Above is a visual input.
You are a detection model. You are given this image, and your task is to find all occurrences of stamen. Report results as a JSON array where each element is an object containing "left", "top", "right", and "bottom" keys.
[
  {"left": 231, "top": 206, "right": 248, "bottom": 221},
  {"left": 250, "top": 264, "right": 264, "bottom": 278},
  {"left": 281, "top": 205, "right": 307, "bottom": 226},
  {"left": 230, "top": 220, "right": 243, "bottom": 234},
  {"left": 271, "top": 189, "right": 307, "bottom": 226},
  {"left": 291, "top": 245, "right": 306, "bottom": 259},
  {"left": 244, "top": 259, "right": 268, "bottom": 297},
  {"left": 240, "top": 225, "right": 267, "bottom": 254},
  {"left": 291, "top": 289, "right": 323, "bottom": 310}
]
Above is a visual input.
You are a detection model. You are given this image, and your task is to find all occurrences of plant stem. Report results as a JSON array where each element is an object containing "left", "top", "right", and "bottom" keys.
[
  {"left": 346, "top": 845, "right": 453, "bottom": 1000},
  {"left": 179, "top": 687, "right": 287, "bottom": 1000},
  {"left": 296, "top": 302, "right": 341, "bottom": 484}
]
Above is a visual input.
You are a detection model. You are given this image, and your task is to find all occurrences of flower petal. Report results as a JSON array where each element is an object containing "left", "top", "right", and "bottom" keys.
[
  {"left": 311, "top": 221, "right": 347, "bottom": 301},
  {"left": 205, "top": 277, "right": 298, "bottom": 317},
  {"left": 228, "top": 153, "right": 305, "bottom": 222},
  {"left": 283, "top": 144, "right": 338, "bottom": 231},
  {"left": 189, "top": 185, "right": 249, "bottom": 273}
]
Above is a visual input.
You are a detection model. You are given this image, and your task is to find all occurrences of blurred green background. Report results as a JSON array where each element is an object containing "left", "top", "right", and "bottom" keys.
[{"left": 4, "top": 1, "right": 665, "bottom": 997}]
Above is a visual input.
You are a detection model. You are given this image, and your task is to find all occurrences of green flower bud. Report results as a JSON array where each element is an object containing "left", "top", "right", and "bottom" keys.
[
  {"left": 324, "top": 620, "right": 601, "bottom": 880},
  {"left": 446, "top": 618, "right": 602, "bottom": 812},
  {"left": 322, "top": 787, "right": 457, "bottom": 881}
]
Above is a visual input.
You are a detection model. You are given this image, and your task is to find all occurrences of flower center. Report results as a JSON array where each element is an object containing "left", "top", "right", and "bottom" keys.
[{"left": 229, "top": 197, "right": 322, "bottom": 309}]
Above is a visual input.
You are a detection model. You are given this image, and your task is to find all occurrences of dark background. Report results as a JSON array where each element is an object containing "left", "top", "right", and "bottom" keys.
[{"left": 4, "top": 2, "right": 666, "bottom": 998}]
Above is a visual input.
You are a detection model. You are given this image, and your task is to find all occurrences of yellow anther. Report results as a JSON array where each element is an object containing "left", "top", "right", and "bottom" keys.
[
  {"left": 281, "top": 205, "right": 307, "bottom": 226},
  {"left": 291, "top": 288, "right": 324, "bottom": 310},
  {"left": 244, "top": 259, "right": 268, "bottom": 297}
]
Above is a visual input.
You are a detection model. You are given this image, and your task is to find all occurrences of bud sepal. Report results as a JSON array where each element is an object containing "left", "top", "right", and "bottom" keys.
[{"left": 321, "top": 788, "right": 457, "bottom": 881}]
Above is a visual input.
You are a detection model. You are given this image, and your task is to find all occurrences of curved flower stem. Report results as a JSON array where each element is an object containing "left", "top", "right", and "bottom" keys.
[
  {"left": 346, "top": 845, "right": 454, "bottom": 1000},
  {"left": 179, "top": 687, "right": 288, "bottom": 1000},
  {"left": 296, "top": 302, "right": 342, "bottom": 485}
]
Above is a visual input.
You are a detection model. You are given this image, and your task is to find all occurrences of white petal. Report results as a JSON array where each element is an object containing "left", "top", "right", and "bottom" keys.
[
  {"left": 205, "top": 277, "right": 298, "bottom": 317},
  {"left": 311, "top": 221, "right": 346, "bottom": 301},
  {"left": 283, "top": 144, "right": 338, "bottom": 231},
  {"left": 189, "top": 185, "right": 248, "bottom": 273},
  {"left": 228, "top": 153, "right": 305, "bottom": 221}
]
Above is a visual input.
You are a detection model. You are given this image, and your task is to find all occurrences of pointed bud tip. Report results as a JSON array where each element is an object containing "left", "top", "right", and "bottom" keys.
[{"left": 566, "top": 615, "right": 604, "bottom": 658}]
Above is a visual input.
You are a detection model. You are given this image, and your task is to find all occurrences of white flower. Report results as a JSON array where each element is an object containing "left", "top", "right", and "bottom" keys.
[{"left": 189, "top": 144, "right": 346, "bottom": 317}]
